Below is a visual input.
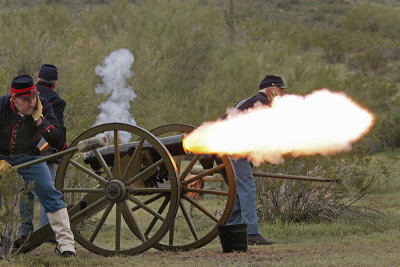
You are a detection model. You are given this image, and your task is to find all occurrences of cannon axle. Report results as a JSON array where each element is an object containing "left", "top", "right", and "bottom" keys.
[{"left": 106, "top": 179, "right": 127, "bottom": 202}]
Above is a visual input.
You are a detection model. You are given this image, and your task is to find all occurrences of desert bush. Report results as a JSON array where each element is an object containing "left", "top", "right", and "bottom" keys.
[
  {"left": 254, "top": 146, "right": 391, "bottom": 223},
  {"left": 339, "top": 3, "right": 400, "bottom": 39},
  {"left": 319, "top": 4, "right": 400, "bottom": 74},
  {"left": 0, "top": 167, "right": 27, "bottom": 260}
]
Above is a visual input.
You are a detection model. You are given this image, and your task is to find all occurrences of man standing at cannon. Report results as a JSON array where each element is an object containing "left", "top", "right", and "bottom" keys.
[
  {"left": 19, "top": 64, "right": 66, "bottom": 242},
  {"left": 225, "top": 74, "right": 286, "bottom": 245},
  {"left": 0, "top": 75, "right": 75, "bottom": 257}
]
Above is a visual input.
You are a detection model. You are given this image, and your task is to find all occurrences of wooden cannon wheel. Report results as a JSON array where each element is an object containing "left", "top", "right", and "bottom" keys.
[
  {"left": 150, "top": 124, "right": 236, "bottom": 251},
  {"left": 56, "top": 123, "right": 180, "bottom": 256}
]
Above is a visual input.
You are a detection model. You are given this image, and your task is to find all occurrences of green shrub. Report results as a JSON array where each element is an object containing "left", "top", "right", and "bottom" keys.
[
  {"left": 254, "top": 147, "right": 391, "bottom": 223},
  {"left": 0, "top": 168, "right": 25, "bottom": 260},
  {"left": 340, "top": 3, "right": 400, "bottom": 39}
]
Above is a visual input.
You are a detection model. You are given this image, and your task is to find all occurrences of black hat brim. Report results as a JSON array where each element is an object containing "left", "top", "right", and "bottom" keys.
[{"left": 15, "top": 90, "right": 40, "bottom": 99}]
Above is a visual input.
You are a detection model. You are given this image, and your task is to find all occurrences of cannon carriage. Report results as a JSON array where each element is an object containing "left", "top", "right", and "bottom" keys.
[
  {"left": 13, "top": 122, "right": 339, "bottom": 256},
  {"left": 15, "top": 123, "right": 237, "bottom": 256}
]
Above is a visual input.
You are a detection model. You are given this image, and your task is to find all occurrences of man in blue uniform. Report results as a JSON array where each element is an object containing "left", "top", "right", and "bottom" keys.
[
  {"left": 36, "top": 64, "right": 67, "bottom": 229},
  {"left": 227, "top": 74, "right": 286, "bottom": 245},
  {"left": 19, "top": 64, "right": 67, "bottom": 238},
  {"left": 0, "top": 75, "right": 75, "bottom": 257}
]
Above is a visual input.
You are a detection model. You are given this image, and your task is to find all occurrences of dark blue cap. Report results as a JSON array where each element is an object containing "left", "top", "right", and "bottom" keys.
[
  {"left": 259, "top": 74, "right": 286, "bottom": 90},
  {"left": 38, "top": 64, "right": 58, "bottom": 81}
]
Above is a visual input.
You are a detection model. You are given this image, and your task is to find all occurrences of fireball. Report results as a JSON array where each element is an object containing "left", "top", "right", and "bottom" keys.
[{"left": 183, "top": 89, "right": 375, "bottom": 165}]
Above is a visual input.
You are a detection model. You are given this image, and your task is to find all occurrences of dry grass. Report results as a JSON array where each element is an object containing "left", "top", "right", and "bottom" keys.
[
  {"left": 1, "top": 186, "right": 399, "bottom": 266},
  {"left": 3, "top": 228, "right": 400, "bottom": 266}
]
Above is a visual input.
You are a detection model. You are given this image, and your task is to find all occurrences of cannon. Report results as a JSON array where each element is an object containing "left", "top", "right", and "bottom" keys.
[
  {"left": 13, "top": 122, "right": 337, "bottom": 256},
  {"left": 83, "top": 134, "right": 187, "bottom": 176},
  {"left": 14, "top": 123, "right": 236, "bottom": 256}
]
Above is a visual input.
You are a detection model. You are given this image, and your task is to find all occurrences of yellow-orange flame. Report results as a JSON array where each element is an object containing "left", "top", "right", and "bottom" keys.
[{"left": 183, "top": 89, "right": 375, "bottom": 165}]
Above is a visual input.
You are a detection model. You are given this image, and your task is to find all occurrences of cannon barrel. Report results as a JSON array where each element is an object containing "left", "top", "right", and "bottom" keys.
[{"left": 83, "top": 134, "right": 186, "bottom": 170}]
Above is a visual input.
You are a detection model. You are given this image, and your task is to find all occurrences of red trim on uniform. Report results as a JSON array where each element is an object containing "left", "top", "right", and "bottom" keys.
[
  {"left": 10, "top": 85, "right": 36, "bottom": 95},
  {"left": 41, "top": 125, "right": 55, "bottom": 132},
  {"left": 40, "top": 84, "right": 51, "bottom": 89},
  {"left": 59, "top": 143, "right": 67, "bottom": 152},
  {"left": 9, "top": 123, "right": 17, "bottom": 152},
  {"left": 9, "top": 99, "right": 19, "bottom": 115},
  {"left": 38, "top": 84, "right": 53, "bottom": 90}
]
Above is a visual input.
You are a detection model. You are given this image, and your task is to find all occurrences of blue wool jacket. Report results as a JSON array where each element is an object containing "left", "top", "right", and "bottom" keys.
[
  {"left": 234, "top": 92, "right": 271, "bottom": 111},
  {"left": 0, "top": 95, "right": 67, "bottom": 156}
]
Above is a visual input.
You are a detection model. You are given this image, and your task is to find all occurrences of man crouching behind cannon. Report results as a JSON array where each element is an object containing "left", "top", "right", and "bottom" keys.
[{"left": 0, "top": 75, "right": 75, "bottom": 257}]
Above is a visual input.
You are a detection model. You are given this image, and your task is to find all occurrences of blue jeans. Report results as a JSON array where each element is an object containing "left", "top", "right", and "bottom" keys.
[
  {"left": 39, "top": 162, "right": 55, "bottom": 227},
  {"left": 226, "top": 158, "right": 260, "bottom": 235},
  {"left": 0, "top": 153, "right": 66, "bottom": 237}
]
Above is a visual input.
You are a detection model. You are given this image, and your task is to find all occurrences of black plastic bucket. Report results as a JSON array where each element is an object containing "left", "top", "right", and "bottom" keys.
[{"left": 218, "top": 223, "right": 248, "bottom": 253}]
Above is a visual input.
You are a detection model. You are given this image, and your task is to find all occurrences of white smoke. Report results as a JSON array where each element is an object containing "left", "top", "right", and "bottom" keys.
[{"left": 93, "top": 48, "right": 136, "bottom": 143}]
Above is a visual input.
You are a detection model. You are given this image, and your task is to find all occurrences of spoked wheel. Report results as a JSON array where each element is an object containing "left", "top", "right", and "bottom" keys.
[
  {"left": 150, "top": 124, "right": 236, "bottom": 251},
  {"left": 56, "top": 123, "right": 180, "bottom": 256}
]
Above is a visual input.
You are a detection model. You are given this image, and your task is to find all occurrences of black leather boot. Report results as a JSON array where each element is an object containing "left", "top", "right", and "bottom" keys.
[{"left": 248, "top": 234, "right": 274, "bottom": 245}]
